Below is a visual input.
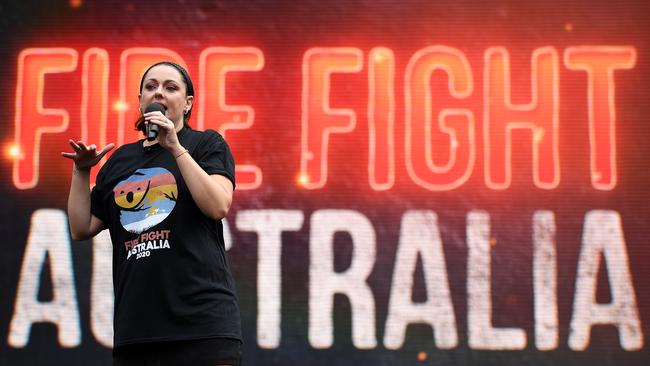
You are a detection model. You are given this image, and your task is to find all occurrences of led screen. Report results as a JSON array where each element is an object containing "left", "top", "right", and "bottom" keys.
[{"left": 0, "top": 0, "right": 648, "bottom": 365}]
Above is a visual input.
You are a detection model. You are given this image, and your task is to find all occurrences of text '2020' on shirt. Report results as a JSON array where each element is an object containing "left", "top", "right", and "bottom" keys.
[{"left": 90, "top": 127, "right": 241, "bottom": 347}]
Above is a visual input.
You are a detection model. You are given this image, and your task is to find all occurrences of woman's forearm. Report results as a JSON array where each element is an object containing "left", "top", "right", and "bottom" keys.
[{"left": 67, "top": 166, "right": 98, "bottom": 240}]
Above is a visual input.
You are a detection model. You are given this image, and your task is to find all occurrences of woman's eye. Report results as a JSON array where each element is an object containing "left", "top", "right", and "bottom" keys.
[
  {"left": 166, "top": 85, "right": 178, "bottom": 91},
  {"left": 145, "top": 84, "right": 157, "bottom": 90}
]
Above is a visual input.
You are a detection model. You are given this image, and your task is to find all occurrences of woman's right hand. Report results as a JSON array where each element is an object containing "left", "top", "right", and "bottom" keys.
[{"left": 61, "top": 140, "right": 115, "bottom": 170}]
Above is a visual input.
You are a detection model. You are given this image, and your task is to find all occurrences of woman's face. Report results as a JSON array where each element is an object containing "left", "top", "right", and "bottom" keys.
[{"left": 138, "top": 64, "right": 193, "bottom": 126}]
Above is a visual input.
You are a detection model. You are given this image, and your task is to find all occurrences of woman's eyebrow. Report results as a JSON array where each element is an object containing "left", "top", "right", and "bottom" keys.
[{"left": 145, "top": 78, "right": 179, "bottom": 83}]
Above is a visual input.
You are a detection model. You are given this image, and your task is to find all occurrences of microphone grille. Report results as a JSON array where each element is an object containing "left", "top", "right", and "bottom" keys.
[{"left": 144, "top": 102, "right": 166, "bottom": 114}]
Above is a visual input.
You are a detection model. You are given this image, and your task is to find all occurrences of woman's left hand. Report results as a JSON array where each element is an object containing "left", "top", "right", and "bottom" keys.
[{"left": 144, "top": 111, "right": 183, "bottom": 152}]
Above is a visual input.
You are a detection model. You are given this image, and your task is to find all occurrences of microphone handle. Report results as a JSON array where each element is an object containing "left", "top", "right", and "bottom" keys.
[{"left": 146, "top": 123, "right": 159, "bottom": 141}]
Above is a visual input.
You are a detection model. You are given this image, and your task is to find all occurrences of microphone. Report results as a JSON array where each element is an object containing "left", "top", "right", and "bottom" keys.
[{"left": 145, "top": 103, "right": 167, "bottom": 141}]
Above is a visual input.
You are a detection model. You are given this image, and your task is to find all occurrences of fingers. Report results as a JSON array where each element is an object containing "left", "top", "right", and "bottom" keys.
[
  {"left": 68, "top": 139, "right": 81, "bottom": 151},
  {"left": 143, "top": 111, "right": 167, "bottom": 122},
  {"left": 63, "top": 140, "right": 115, "bottom": 162},
  {"left": 100, "top": 143, "right": 115, "bottom": 153},
  {"left": 97, "top": 143, "right": 115, "bottom": 158},
  {"left": 65, "top": 140, "right": 82, "bottom": 159},
  {"left": 144, "top": 112, "right": 175, "bottom": 129},
  {"left": 143, "top": 111, "right": 165, "bottom": 118}
]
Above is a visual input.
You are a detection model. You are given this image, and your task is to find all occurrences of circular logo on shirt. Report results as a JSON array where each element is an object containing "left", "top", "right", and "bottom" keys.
[{"left": 113, "top": 167, "right": 178, "bottom": 234}]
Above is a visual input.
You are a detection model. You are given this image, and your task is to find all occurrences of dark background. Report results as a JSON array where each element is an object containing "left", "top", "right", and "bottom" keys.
[{"left": 0, "top": 0, "right": 648, "bottom": 365}]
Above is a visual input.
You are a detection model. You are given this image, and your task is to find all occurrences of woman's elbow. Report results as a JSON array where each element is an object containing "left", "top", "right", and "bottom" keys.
[
  {"left": 207, "top": 199, "right": 232, "bottom": 220},
  {"left": 70, "top": 229, "right": 90, "bottom": 241},
  {"left": 68, "top": 214, "right": 103, "bottom": 241},
  {"left": 207, "top": 208, "right": 228, "bottom": 220}
]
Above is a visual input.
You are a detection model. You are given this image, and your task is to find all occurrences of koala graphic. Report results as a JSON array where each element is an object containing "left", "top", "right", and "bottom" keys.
[{"left": 113, "top": 167, "right": 178, "bottom": 233}]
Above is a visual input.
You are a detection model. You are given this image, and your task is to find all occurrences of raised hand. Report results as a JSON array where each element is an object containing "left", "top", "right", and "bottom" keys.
[
  {"left": 144, "top": 111, "right": 182, "bottom": 152},
  {"left": 61, "top": 140, "right": 115, "bottom": 170}
]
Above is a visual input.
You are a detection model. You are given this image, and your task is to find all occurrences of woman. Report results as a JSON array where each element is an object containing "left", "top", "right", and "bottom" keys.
[{"left": 62, "top": 61, "right": 242, "bottom": 366}]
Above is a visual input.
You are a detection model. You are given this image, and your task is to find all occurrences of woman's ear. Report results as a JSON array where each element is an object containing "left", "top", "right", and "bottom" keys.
[{"left": 185, "top": 95, "right": 194, "bottom": 112}]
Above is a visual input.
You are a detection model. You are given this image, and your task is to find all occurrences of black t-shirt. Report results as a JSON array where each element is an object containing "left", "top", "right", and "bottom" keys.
[{"left": 90, "top": 127, "right": 241, "bottom": 347}]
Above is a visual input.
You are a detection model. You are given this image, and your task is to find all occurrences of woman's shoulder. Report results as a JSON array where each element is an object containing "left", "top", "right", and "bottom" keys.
[
  {"left": 100, "top": 140, "right": 142, "bottom": 169},
  {"left": 183, "top": 128, "right": 229, "bottom": 151},
  {"left": 110, "top": 140, "right": 143, "bottom": 157},
  {"left": 94, "top": 140, "right": 144, "bottom": 183},
  {"left": 184, "top": 128, "right": 224, "bottom": 141}
]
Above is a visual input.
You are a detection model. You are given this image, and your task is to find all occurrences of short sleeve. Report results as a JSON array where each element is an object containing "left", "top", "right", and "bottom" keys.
[
  {"left": 195, "top": 130, "right": 236, "bottom": 189},
  {"left": 90, "top": 167, "right": 107, "bottom": 222}
]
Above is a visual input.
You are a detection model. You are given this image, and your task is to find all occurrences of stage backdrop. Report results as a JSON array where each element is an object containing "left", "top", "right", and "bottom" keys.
[{"left": 1, "top": 0, "right": 649, "bottom": 365}]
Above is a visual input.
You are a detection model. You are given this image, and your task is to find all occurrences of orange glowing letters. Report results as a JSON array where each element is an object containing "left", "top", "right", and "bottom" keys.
[
  {"left": 199, "top": 47, "right": 265, "bottom": 190},
  {"left": 564, "top": 46, "right": 637, "bottom": 191},
  {"left": 14, "top": 48, "right": 78, "bottom": 189},
  {"left": 483, "top": 47, "right": 560, "bottom": 190},
  {"left": 12, "top": 46, "right": 636, "bottom": 191},
  {"left": 405, "top": 46, "right": 475, "bottom": 191},
  {"left": 300, "top": 48, "right": 364, "bottom": 189},
  {"left": 13, "top": 47, "right": 263, "bottom": 189}
]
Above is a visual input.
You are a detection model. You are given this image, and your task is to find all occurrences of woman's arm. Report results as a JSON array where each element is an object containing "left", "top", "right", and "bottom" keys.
[
  {"left": 67, "top": 165, "right": 106, "bottom": 240},
  {"left": 145, "top": 112, "right": 234, "bottom": 220},
  {"left": 62, "top": 140, "right": 114, "bottom": 240},
  {"left": 173, "top": 146, "right": 233, "bottom": 220}
]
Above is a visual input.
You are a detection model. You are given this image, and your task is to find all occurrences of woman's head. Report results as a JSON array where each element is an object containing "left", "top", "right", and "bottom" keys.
[{"left": 136, "top": 61, "right": 195, "bottom": 133}]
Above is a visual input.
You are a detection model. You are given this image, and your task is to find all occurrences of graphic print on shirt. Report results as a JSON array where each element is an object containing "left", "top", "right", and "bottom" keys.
[{"left": 113, "top": 167, "right": 178, "bottom": 234}]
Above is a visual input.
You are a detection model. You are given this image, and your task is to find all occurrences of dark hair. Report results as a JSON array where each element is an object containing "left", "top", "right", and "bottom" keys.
[{"left": 135, "top": 61, "right": 195, "bottom": 133}]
